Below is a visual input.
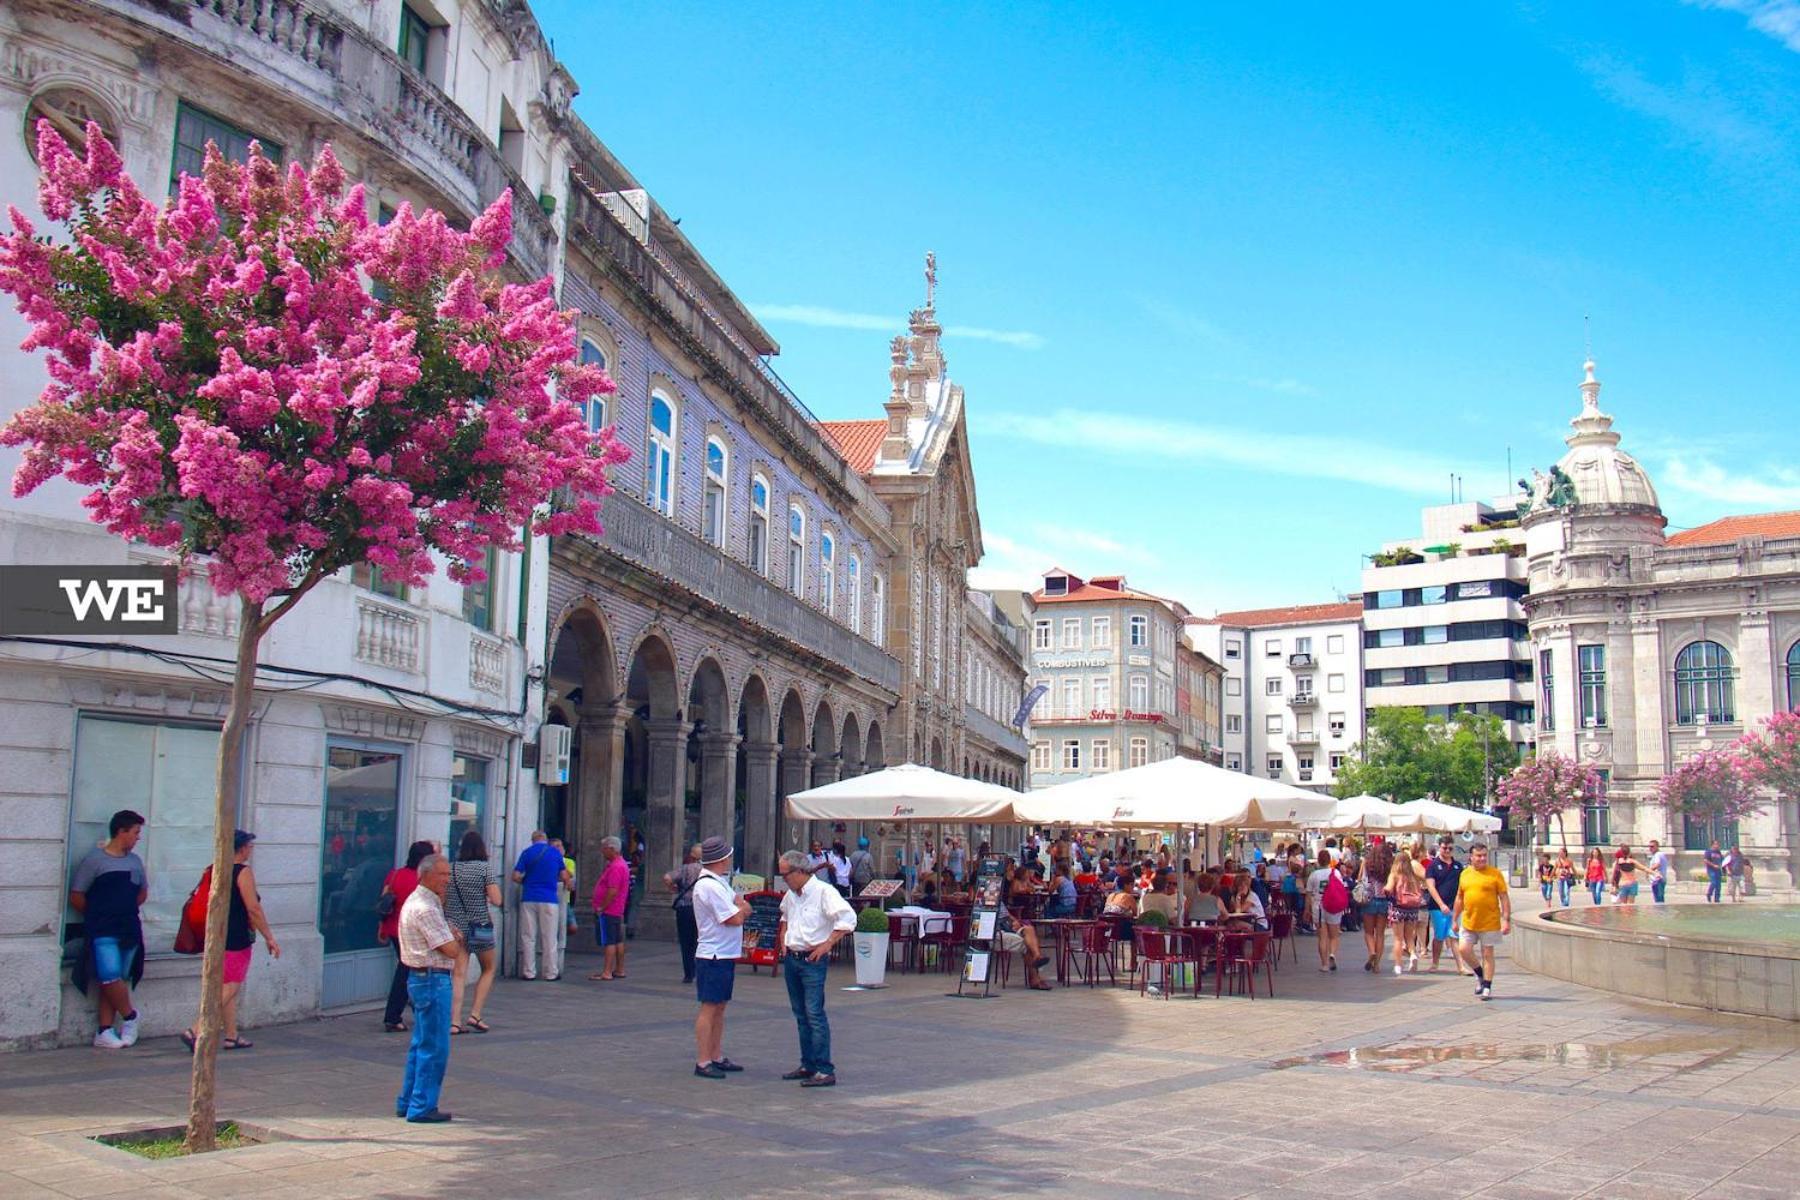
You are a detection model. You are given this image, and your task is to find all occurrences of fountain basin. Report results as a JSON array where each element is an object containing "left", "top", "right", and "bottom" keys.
[{"left": 1513, "top": 903, "right": 1800, "bottom": 1022}]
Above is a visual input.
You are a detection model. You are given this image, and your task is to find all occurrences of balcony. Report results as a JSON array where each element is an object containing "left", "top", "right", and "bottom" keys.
[
  {"left": 964, "top": 706, "right": 1029, "bottom": 762},
  {"left": 131, "top": 0, "right": 556, "bottom": 280},
  {"left": 1298, "top": 769, "right": 1315, "bottom": 782},
  {"left": 574, "top": 494, "right": 902, "bottom": 694},
  {"left": 1289, "top": 652, "right": 1316, "bottom": 669},
  {"left": 355, "top": 597, "right": 422, "bottom": 673},
  {"left": 1288, "top": 691, "right": 1318, "bottom": 709},
  {"left": 1289, "top": 730, "right": 1320, "bottom": 746}
]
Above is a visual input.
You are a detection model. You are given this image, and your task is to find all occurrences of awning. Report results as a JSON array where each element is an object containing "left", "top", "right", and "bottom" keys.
[
  {"left": 784, "top": 763, "right": 1021, "bottom": 823},
  {"left": 1013, "top": 758, "right": 1337, "bottom": 830}
]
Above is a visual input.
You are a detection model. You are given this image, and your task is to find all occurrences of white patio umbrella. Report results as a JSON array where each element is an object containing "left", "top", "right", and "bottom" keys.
[
  {"left": 1327, "top": 794, "right": 1413, "bottom": 832},
  {"left": 1398, "top": 798, "right": 1502, "bottom": 834},
  {"left": 1014, "top": 757, "right": 1337, "bottom": 830}
]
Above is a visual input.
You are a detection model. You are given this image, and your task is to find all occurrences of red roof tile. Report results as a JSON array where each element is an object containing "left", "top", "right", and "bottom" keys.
[
  {"left": 1666, "top": 510, "right": 1800, "bottom": 548},
  {"left": 816, "top": 420, "right": 887, "bottom": 474},
  {"left": 1192, "top": 601, "right": 1364, "bottom": 628}
]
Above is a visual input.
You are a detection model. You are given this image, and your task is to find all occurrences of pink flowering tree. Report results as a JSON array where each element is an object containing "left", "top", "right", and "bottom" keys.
[
  {"left": 1736, "top": 711, "right": 1800, "bottom": 805},
  {"left": 1494, "top": 750, "right": 1599, "bottom": 846},
  {"left": 1654, "top": 749, "right": 1763, "bottom": 842},
  {"left": 1, "top": 123, "right": 626, "bottom": 1150}
]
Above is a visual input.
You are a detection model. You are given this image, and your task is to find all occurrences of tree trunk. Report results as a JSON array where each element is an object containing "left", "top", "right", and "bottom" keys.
[{"left": 184, "top": 597, "right": 263, "bottom": 1153}]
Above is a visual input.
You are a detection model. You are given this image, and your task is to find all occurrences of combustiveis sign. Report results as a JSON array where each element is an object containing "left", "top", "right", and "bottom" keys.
[{"left": 0, "top": 565, "right": 180, "bottom": 635}]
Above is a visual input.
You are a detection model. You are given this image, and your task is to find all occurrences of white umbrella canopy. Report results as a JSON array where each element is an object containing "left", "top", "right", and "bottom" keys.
[
  {"left": 1014, "top": 757, "right": 1336, "bottom": 830},
  {"left": 784, "top": 763, "right": 1021, "bottom": 823},
  {"left": 1327, "top": 794, "right": 1413, "bottom": 831},
  {"left": 1398, "top": 798, "right": 1502, "bottom": 834}
]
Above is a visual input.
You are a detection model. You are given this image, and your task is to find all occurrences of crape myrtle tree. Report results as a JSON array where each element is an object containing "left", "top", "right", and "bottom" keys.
[
  {"left": 1735, "top": 711, "right": 1800, "bottom": 810},
  {"left": 0, "top": 123, "right": 628, "bottom": 1150},
  {"left": 1494, "top": 750, "right": 1601, "bottom": 846},
  {"left": 1654, "top": 749, "right": 1763, "bottom": 844}
]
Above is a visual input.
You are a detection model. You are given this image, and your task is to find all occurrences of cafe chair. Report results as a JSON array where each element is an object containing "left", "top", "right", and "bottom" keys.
[
  {"left": 1268, "top": 910, "right": 1298, "bottom": 969},
  {"left": 887, "top": 913, "right": 920, "bottom": 973},
  {"left": 1076, "top": 921, "right": 1115, "bottom": 988},
  {"left": 1217, "top": 930, "right": 1275, "bottom": 1000}
]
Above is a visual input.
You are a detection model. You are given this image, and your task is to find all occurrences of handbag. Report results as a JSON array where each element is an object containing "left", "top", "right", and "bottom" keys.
[
  {"left": 174, "top": 867, "right": 212, "bottom": 955},
  {"left": 1351, "top": 877, "right": 1370, "bottom": 905},
  {"left": 376, "top": 890, "right": 396, "bottom": 919},
  {"left": 456, "top": 868, "right": 496, "bottom": 951}
]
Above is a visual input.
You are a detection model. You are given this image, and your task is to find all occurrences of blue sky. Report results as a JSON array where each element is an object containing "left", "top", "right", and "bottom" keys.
[{"left": 539, "top": 0, "right": 1800, "bottom": 613}]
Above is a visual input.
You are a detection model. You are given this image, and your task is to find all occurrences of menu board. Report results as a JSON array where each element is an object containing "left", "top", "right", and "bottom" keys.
[{"left": 739, "top": 890, "right": 783, "bottom": 966}]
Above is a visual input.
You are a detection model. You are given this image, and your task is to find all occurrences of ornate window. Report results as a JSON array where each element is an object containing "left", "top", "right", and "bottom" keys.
[
  {"left": 1674, "top": 640, "right": 1735, "bottom": 725},
  {"left": 820, "top": 530, "right": 836, "bottom": 614},
  {"left": 787, "top": 504, "right": 806, "bottom": 597},
  {"left": 1579, "top": 644, "right": 1607, "bottom": 728},
  {"left": 748, "top": 474, "right": 770, "bottom": 575},
  {"left": 931, "top": 574, "right": 945, "bottom": 691},
  {"left": 1787, "top": 640, "right": 1800, "bottom": 711},
  {"left": 911, "top": 566, "right": 925, "bottom": 680},
  {"left": 703, "top": 437, "right": 727, "bottom": 548},
  {"left": 1539, "top": 648, "right": 1555, "bottom": 732},
  {"left": 871, "top": 572, "right": 885, "bottom": 647},
  {"left": 173, "top": 101, "right": 280, "bottom": 186},
  {"left": 25, "top": 87, "right": 119, "bottom": 165},
  {"left": 1129, "top": 615, "right": 1149, "bottom": 647},
  {"left": 578, "top": 340, "right": 609, "bottom": 432},
  {"left": 847, "top": 554, "right": 862, "bottom": 633},
  {"left": 646, "top": 391, "right": 676, "bottom": 518}
]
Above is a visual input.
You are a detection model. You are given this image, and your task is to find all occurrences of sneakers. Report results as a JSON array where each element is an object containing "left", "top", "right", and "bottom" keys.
[
  {"left": 800, "top": 1072, "right": 837, "bottom": 1088},
  {"left": 118, "top": 1010, "right": 140, "bottom": 1047},
  {"left": 1393, "top": 961, "right": 1404, "bottom": 976},
  {"left": 693, "top": 1063, "right": 727, "bottom": 1079},
  {"left": 1472, "top": 968, "right": 1487, "bottom": 997},
  {"left": 406, "top": 1109, "right": 453, "bottom": 1123},
  {"left": 781, "top": 1067, "right": 815, "bottom": 1081},
  {"left": 710, "top": 1058, "right": 744, "bottom": 1073},
  {"left": 93, "top": 1028, "right": 124, "bottom": 1050},
  {"left": 1479, "top": 983, "right": 1494, "bottom": 1001}
]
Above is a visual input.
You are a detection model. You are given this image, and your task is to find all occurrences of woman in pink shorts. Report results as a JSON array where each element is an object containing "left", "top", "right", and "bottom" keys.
[{"left": 182, "top": 830, "right": 280, "bottom": 1052}]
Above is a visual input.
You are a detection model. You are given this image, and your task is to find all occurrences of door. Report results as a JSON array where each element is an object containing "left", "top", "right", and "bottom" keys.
[{"left": 319, "top": 743, "right": 403, "bottom": 1008}]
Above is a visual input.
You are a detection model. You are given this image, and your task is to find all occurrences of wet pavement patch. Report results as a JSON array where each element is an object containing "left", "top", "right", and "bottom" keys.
[{"left": 1268, "top": 1034, "right": 1756, "bottom": 1075}]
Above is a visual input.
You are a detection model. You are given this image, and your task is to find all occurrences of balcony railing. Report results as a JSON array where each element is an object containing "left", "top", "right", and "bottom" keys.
[
  {"left": 1288, "top": 692, "right": 1318, "bottom": 709},
  {"left": 1289, "top": 652, "right": 1316, "bottom": 669},
  {"left": 964, "top": 706, "right": 1029, "bottom": 761},
  {"left": 355, "top": 598, "right": 422, "bottom": 673},
  {"left": 1289, "top": 730, "right": 1320, "bottom": 746},
  {"left": 579, "top": 494, "right": 901, "bottom": 694},
  {"left": 1298, "top": 769, "right": 1315, "bottom": 782}
]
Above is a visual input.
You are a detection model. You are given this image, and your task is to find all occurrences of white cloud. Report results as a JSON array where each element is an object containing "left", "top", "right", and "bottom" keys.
[
  {"left": 968, "top": 530, "right": 1055, "bottom": 592},
  {"left": 974, "top": 407, "right": 1487, "bottom": 497},
  {"left": 1660, "top": 456, "right": 1800, "bottom": 507},
  {"left": 1683, "top": 1, "right": 1800, "bottom": 52},
  {"left": 1029, "top": 523, "right": 1129, "bottom": 558},
  {"left": 751, "top": 304, "right": 1044, "bottom": 349}
]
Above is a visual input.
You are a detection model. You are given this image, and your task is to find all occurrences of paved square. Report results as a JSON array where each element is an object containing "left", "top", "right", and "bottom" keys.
[{"left": 2, "top": 925, "right": 1798, "bottom": 1199}]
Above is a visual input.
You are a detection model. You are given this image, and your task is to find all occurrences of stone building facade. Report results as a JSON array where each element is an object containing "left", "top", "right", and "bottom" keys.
[
  {"left": 0, "top": 0, "right": 572, "bottom": 1045},
  {"left": 1523, "top": 361, "right": 1800, "bottom": 888}
]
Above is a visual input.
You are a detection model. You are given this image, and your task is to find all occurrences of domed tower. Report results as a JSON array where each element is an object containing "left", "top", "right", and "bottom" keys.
[{"left": 1522, "top": 359, "right": 1667, "bottom": 590}]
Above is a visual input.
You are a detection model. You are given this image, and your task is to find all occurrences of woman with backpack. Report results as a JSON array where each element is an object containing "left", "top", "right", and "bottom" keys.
[
  {"left": 1309, "top": 850, "right": 1346, "bottom": 971},
  {"left": 180, "top": 830, "right": 279, "bottom": 1052},
  {"left": 446, "top": 829, "right": 502, "bottom": 1035}
]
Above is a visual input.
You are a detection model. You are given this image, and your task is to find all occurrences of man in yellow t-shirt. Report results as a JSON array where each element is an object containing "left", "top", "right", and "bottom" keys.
[{"left": 1451, "top": 842, "right": 1511, "bottom": 1001}]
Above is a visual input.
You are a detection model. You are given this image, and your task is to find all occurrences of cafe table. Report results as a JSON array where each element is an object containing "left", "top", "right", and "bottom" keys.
[{"left": 1032, "top": 917, "right": 1096, "bottom": 986}]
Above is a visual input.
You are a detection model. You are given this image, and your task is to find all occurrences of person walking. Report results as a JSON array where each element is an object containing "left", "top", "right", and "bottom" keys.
[
  {"left": 589, "top": 836, "right": 632, "bottom": 981},
  {"left": 1554, "top": 848, "right": 1576, "bottom": 907},
  {"left": 1536, "top": 854, "right": 1555, "bottom": 905},
  {"left": 511, "top": 830, "right": 571, "bottom": 981},
  {"left": 446, "top": 830, "right": 501, "bottom": 1034},
  {"left": 663, "top": 842, "right": 703, "bottom": 984},
  {"left": 1585, "top": 847, "right": 1608, "bottom": 905},
  {"left": 1359, "top": 841, "right": 1393, "bottom": 972},
  {"left": 396, "top": 854, "right": 465, "bottom": 1122},
  {"left": 1424, "top": 838, "right": 1465, "bottom": 974},
  {"left": 180, "top": 830, "right": 279, "bottom": 1052},
  {"left": 1615, "top": 847, "right": 1645, "bottom": 905},
  {"left": 826, "top": 841, "right": 853, "bottom": 898},
  {"left": 1388, "top": 849, "right": 1427, "bottom": 974},
  {"left": 1647, "top": 839, "right": 1673, "bottom": 904},
  {"left": 847, "top": 837, "right": 877, "bottom": 897},
  {"left": 70, "top": 809, "right": 148, "bottom": 1049},
  {"left": 1452, "top": 842, "right": 1511, "bottom": 1001},
  {"left": 1704, "top": 841, "right": 1724, "bottom": 903},
  {"left": 691, "top": 836, "right": 749, "bottom": 1079},
  {"left": 378, "top": 840, "right": 436, "bottom": 1032},
  {"left": 1309, "top": 850, "right": 1346, "bottom": 972},
  {"left": 775, "top": 850, "right": 855, "bottom": 1087},
  {"left": 1725, "top": 845, "right": 1746, "bottom": 903}
]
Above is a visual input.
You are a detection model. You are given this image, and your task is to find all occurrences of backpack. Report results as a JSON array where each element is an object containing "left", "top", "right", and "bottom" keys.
[
  {"left": 1321, "top": 869, "right": 1350, "bottom": 916},
  {"left": 174, "top": 866, "right": 213, "bottom": 955}
]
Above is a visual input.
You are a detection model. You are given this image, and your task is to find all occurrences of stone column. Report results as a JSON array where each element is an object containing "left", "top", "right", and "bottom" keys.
[
  {"left": 780, "top": 748, "right": 814, "bottom": 855},
  {"left": 1630, "top": 615, "right": 1670, "bottom": 850},
  {"left": 697, "top": 732, "right": 741, "bottom": 846},
  {"left": 574, "top": 702, "right": 626, "bottom": 911},
  {"left": 741, "top": 741, "right": 781, "bottom": 878},
  {"left": 642, "top": 718, "right": 692, "bottom": 934}
]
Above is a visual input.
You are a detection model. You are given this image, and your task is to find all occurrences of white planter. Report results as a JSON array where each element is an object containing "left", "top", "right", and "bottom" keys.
[{"left": 853, "top": 931, "right": 890, "bottom": 986}]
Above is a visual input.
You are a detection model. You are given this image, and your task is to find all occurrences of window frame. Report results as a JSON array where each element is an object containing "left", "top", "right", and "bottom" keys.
[
  {"left": 1091, "top": 616, "right": 1112, "bottom": 648},
  {"left": 460, "top": 546, "right": 498, "bottom": 632},
  {"left": 1061, "top": 740, "right": 1082, "bottom": 771},
  {"left": 748, "top": 474, "right": 770, "bottom": 576},
  {"left": 646, "top": 389, "right": 677, "bottom": 518},
  {"left": 1128, "top": 614, "right": 1148, "bottom": 647},
  {"left": 171, "top": 100, "right": 281, "bottom": 189},
  {"left": 578, "top": 339, "right": 611, "bottom": 433},
  {"left": 819, "top": 528, "right": 836, "bottom": 614},
  {"left": 1061, "top": 617, "right": 1082, "bottom": 650},
  {"left": 1579, "top": 643, "right": 1608, "bottom": 728},
  {"left": 786, "top": 503, "right": 806, "bottom": 597},
  {"left": 1129, "top": 736, "right": 1149, "bottom": 769},
  {"left": 702, "top": 436, "right": 728, "bottom": 549},
  {"left": 1674, "top": 640, "right": 1735, "bottom": 725},
  {"left": 847, "top": 553, "right": 862, "bottom": 634}
]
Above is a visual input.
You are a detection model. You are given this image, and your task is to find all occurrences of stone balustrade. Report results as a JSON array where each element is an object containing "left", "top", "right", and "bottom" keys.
[
  {"left": 469, "top": 631, "right": 506, "bottom": 694},
  {"left": 354, "top": 597, "right": 422, "bottom": 672}
]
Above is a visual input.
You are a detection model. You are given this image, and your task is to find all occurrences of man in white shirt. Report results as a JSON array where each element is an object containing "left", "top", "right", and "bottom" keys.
[
  {"left": 775, "top": 850, "right": 855, "bottom": 1087},
  {"left": 690, "top": 837, "right": 749, "bottom": 1080},
  {"left": 1646, "top": 839, "right": 1673, "bottom": 904}
]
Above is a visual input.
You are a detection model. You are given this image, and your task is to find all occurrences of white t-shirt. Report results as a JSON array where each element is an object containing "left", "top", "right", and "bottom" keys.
[
  {"left": 1648, "top": 850, "right": 1672, "bottom": 882},
  {"left": 1243, "top": 890, "right": 1267, "bottom": 928},
  {"left": 1308, "top": 867, "right": 1336, "bottom": 898},
  {"left": 692, "top": 871, "right": 743, "bottom": 960}
]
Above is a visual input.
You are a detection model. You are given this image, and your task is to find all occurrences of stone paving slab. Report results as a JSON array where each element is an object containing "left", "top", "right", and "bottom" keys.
[{"left": 1, "top": 920, "right": 1798, "bottom": 1199}]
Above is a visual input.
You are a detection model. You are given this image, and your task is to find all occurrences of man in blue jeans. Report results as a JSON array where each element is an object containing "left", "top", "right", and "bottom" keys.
[
  {"left": 396, "top": 854, "right": 465, "bottom": 1122},
  {"left": 776, "top": 850, "right": 855, "bottom": 1087},
  {"left": 1704, "top": 841, "right": 1724, "bottom": 903}
]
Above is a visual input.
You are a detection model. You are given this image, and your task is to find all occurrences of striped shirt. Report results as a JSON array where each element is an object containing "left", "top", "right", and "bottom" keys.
[{"left": 398, "top": 885, "right": 457, "bottom": 970}]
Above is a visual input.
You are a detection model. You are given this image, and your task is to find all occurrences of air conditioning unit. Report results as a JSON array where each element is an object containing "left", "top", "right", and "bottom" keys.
[{"left": 541, "top": 724, "right": 573, "bottom": 785}]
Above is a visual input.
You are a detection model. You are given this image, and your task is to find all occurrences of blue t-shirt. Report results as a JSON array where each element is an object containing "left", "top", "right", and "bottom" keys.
[
  {"left": 514, "top": 842, "right": 563, "bottom": 903},
  {"left": 1704, "top": 849, "right": 1724, "bottom": 878}
]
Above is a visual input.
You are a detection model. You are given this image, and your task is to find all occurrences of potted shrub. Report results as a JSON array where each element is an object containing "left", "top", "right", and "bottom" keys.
[{"left": 853, "top": 905, "right": 892, "bottom": 986}]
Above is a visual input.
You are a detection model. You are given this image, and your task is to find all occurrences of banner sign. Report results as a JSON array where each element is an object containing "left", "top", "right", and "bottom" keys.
[{"left": 1012, "top": 684, "right": 1048, "bottom": 728}]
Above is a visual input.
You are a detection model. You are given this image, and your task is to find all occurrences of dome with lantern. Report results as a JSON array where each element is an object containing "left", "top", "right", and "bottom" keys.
[{"left": 1527, "top": 359, "right": 1662, "bottom": 514}]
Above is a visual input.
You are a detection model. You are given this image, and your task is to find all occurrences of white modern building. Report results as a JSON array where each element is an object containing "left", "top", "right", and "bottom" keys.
[
  {"left": 1522, "top": 360, "right": 1800, "bottom": 887},
  {"left": 1025, "top": 569, "right": 1193, "bottom": 787},
  {"left": 1189, "top": 603, "right": 1365, "bottom": 793},
  {"left": 1362, "top": 502, "right": 1536, "bottom": 754}
]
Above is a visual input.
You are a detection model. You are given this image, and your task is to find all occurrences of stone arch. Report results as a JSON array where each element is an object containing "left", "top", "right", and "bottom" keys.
[
  {"left": 686, "top": 657, "right": 732, "bottom": 851},
  {"left": 737, "top": 673, "right": 776, "bottom": 868},
  {"left": 864, "top": 721, "right": 885, "bottom": 771},
  {"left": 777, "top": 687, "right": 811, "bottom": 851},
  {"left": 547, "top": 600, "right": 623, "bottom": 879},
  {"left": 930, "top": 736, "right": 945, "bottom": 771},
  {"left": 840, "top": 711, "right": 863, "bottom": 775},
  {"left": 623, "top": 631, "right": 683, "bottom": 904}
]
